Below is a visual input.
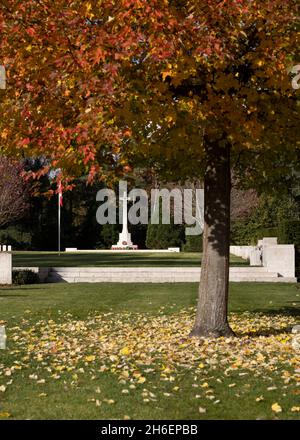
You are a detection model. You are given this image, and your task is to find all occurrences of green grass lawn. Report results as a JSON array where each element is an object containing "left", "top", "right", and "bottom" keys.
[
  {"left": 0, "top": 282, "right": 300, "bottom": 420},
  {"left": 12, "top": 251, "right": 248, "bottom": 267}
]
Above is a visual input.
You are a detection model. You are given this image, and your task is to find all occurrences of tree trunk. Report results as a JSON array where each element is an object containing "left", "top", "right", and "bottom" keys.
[{"left": 190, "top": 139, "right": 235, "bottom": 338}]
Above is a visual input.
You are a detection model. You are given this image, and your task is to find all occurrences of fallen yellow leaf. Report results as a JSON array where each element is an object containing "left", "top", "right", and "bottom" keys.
[
  {"left": 119, "top": 347, "right": 130, "bottom": 356},
  {"left": 0, "top": 412, "right": 11, "bottom": 418},
  {"left": 137, "top": 376, "right": 146, "bottom": 384},
  {"left": 271, "top": 403, "right": 282, "bottom": 413}
]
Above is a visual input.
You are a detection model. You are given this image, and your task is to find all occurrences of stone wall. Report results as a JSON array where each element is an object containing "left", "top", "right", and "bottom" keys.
[{"left": 230, "top": 237, "right": 297, "bottom": 280}]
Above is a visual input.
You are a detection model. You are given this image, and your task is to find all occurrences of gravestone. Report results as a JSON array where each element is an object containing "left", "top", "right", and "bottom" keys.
[{"left": 250, "top": 247, "right": 262, "bottom": 266}]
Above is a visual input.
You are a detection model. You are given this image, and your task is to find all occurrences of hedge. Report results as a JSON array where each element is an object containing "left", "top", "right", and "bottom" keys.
[
  {"left": 183, "top": 234, "right": 203, "bottom": 252},
  {"left": 12, "top": 270, "right": 40, "bottom": 285},
  {"left": 146, "top": 223, "right": 185, "bottom": 249},
  {"left": 278, "top": 220, "right": 300, "bottom": 246}
]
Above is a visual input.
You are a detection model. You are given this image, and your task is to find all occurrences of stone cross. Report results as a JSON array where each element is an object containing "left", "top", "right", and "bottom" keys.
[
  {"left": 113, "top": 191, "right": 135, "bottom": 248},
  {"left": 120, "top": 191, "right": 131, "bottom": 235}
]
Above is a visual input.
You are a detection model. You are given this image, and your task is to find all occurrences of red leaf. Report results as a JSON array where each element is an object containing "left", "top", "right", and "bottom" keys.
[
  {"left": 26, "top": 27, "right": 35, "bottom": 37},
  {"left": 20, "top": 138, "right": 30, "bottom": 146}
]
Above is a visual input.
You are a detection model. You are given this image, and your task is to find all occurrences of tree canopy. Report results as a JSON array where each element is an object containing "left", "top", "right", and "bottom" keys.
[{"left": 0, "top": 0, "right": 299, "bottom": 188}]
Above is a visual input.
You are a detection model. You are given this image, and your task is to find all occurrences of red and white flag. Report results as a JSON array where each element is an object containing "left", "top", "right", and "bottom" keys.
[{"left": 58, "top": 180, "right": 63, "bottom": 207}]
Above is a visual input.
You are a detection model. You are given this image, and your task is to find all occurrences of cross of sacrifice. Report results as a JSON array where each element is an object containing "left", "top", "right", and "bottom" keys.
[{"left": 120, "top": 191, "right": 131, "bottom": 235}]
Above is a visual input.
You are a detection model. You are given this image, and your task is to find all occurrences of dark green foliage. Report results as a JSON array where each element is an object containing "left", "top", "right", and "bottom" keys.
[
  {"left": 3, "top": 175, "right": 105, "bottom": 251},
  {"left": 231, "top": 221, "right": 279, "bottom": 245},
  {"left": 231, "top": 193, "right": 300, "bottom": 245},
  {"left": 146, "top": 222, "right": 185, "bottom": 249},
  {"left": 130, "top": 223, "right": 148, "bottom": 249},
  {"left": 12, "top": 270, "right": 40, "bottom": 285},
  {"left": 183, "top": 233, "right": 203, "bottom": 252},
  {"left": 145, "top": 196, "right": 185, "bottom": 249},
  {"left": 96, "top": 224, "right": 120, "bottom": 249},
  {"left": 0, "top": 225, "right": 33, "bottom": 250},
  {"left": 278, "top": 220, "right": 300, "bottom": 246},
  {"left": 2, "top": 161, "right": 150, "bottom": 251}
]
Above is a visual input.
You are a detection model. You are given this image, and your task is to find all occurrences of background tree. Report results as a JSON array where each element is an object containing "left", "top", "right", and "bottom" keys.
[
  {"left": 0, "top": 156, "right": 29, "bottom": 228},
  {"left": 0, "top": 1, "right": 299, "bottom": 337}
]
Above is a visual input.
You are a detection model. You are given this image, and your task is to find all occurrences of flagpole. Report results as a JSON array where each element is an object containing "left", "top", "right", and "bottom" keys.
[
  {"left": 57, "top": 179, "right": 63, "bottom": 256},
  {"left": 58, "top": 190, "right": 61, "bottom": 256}
]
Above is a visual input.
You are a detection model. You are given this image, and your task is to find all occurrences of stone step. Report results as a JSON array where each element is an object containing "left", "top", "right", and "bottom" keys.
[
  {"left": 48, "top": 271, "right": 279, "bottom": 278},
  {"left": 46, "top": 267, "right": 295, "bottom": 283},
  {"left": 47, "top": 275, "right": 296, "bottom": 283},
  {"left": 49, "top": 266, "right": 269, "bottom": 274},
  {"left": 12, "top": 266, "right": 296, "bottom": 284}
]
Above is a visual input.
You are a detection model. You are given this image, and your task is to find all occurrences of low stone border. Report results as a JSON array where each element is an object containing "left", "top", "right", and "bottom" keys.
[{"left": 11, "top": 266, "right": 297, "bottom": 283}]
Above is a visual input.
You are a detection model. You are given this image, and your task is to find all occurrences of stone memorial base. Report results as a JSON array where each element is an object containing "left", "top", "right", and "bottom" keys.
[
  {"left": 111, "top": 245, "right": 138, "bottom": 250},
  {"left": 112, "top": 230, "right": 138, "bottom": 250}
]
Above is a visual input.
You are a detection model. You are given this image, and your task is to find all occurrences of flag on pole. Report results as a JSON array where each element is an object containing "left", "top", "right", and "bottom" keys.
[{"left": 58, "top": 180, "right": 63, "bottom": 207}]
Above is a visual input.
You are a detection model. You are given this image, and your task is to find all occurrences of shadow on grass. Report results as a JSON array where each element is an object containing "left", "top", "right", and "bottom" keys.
[
  {"left": 0, "top": 294, "right": 29, "bottom": 298},
  {"left": 233, "top": 305, "right": 300, "bottom": 338},
  {"left": 251, "top": 305, "right": 300, "bottom": 317},
  {"left": 0, "top": 287, "right": 45, "bottom": 292},
  {"left": 236, "top": 326, "right": 294, "bottom": 338}
]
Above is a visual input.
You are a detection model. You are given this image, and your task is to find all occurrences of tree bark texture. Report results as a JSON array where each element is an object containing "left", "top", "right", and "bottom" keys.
[{"left": 190, "top": 139, "right": 235, "bottom": 338}]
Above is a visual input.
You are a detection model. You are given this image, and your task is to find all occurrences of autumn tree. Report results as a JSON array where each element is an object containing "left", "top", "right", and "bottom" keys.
[
  {"left": 0, "top": 157, "right": 29, "bottom": 228},
  {"left": 0, "top": 1, "right": 299, "bottom": 337}
]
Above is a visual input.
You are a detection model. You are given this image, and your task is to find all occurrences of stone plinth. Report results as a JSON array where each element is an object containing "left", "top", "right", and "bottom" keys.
[
  {"left": 116, "top": 231, "right": 133, "bottom": 247},
  {"left": 264, "top": 244, "right": 295, "bottom": 278},
  {"left": 0, "top": 252, "right": 12, "bottom": 285}
]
